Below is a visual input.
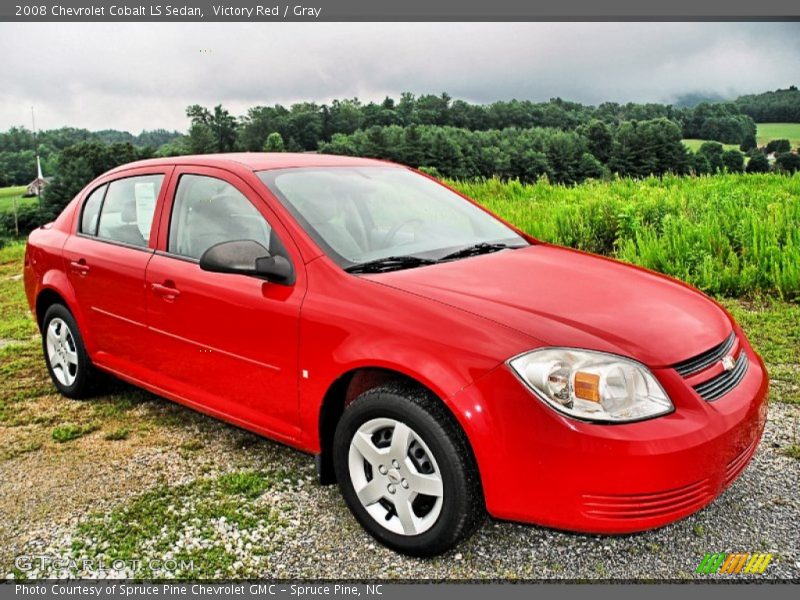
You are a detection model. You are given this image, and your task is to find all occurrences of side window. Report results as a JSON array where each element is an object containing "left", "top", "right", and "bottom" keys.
[
  {"left": 80, "top": 185, "right": 107, "bottom": 236},
  {"left": 168, "top": 174, "right": 272, "bottom": 260},
  {"left": 96, "top": 174, "right": 164, "bottom": 248}
]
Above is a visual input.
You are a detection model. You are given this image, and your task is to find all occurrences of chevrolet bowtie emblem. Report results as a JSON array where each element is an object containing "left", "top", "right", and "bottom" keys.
[{"left": 721, "top": 355, "right": 736, "bottom": 371}]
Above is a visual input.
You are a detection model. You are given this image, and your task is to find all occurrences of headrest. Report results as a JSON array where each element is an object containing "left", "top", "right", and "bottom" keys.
[
  {"left": 190, "top": 194, "right": 237, "bottom": 222},
  {"left": 121, "top": 201, "right": 138, "bottom": 224},
  {"left": 300, "top": 195, "right": 339, "bottom": 225}
]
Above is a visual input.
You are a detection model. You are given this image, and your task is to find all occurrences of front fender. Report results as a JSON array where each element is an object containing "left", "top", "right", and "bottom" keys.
[
  {"left": 295, "top": 265, "right": 535, "bottom": 452},
  {"left": 297, "top": 336, "right": 498, "bottom": 451}
]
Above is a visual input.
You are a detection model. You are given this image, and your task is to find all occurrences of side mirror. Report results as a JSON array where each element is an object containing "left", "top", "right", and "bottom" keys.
[
  {"left": 199, "top": 240, "right": 294, "bottom": 284},
  {"left": 255, "top": 254, "right": 294, "bottom": 284}
]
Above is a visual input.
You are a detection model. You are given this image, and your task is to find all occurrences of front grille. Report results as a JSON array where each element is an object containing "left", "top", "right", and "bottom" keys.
[
  {"left": 693, "top": 352, "right": 748, "bottom": 401},
  {"left": 670, "top": 331, "right": 748, "bottom": 402},
  {"left": 673, "top": 332, "right": 736, "bottom": 377},
  {"left": 581, "top": 480, "right": 713, "bottom": 521}
]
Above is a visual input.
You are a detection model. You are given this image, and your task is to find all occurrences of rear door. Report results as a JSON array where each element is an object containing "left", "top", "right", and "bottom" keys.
[
  {"left": 63, "top": 167, "right": 172, "bottom": 371},
  {"left": 144, "top": 166, "right": 305, "bottom": 441}
]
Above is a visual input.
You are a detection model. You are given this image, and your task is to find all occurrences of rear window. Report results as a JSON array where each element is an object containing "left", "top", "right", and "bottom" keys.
[{"left": 94, "top": 175, "right": 164, "bottom": 248}]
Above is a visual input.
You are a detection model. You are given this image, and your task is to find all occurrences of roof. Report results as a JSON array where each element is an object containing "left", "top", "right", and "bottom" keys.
[{"left": 108, "top": 152, "right": 395, "bottom": 175}]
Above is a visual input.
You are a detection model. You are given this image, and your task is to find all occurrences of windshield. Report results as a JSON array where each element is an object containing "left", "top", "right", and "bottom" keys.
[{"left": 258, "top": 167, "right": 528, "bottom": 268}]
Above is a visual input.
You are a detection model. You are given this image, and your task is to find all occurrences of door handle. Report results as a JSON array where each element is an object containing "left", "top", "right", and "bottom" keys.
[
  {"left": 151, "top": 281, "right": 181, "bottom": 300},
  {"left": 69, "top": 258, "right": 90, "bottom": 276}
]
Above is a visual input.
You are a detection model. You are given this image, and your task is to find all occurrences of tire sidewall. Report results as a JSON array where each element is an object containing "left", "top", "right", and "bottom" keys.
[
  {"left": 41, "top": 304, "right": 91, "bottom": 398},
  {"left": 333, "top": 389, "right": 474, "bottom": 556}
]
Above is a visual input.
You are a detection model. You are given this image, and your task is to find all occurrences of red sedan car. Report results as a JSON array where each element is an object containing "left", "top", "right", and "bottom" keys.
[{"left": 24, "top": 153, "right": 768, "bottom": 556}]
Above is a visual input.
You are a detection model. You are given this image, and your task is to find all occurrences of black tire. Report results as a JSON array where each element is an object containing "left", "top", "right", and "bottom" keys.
[
  {"left": 333, "top": 383, "right": 484, "bottom": 557},
  {"left": 41, "top": 304, "right": 99, "bottom": 399}
]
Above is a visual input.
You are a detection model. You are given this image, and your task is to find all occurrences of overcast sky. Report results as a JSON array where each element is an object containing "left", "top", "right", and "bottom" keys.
[{"left": 1, "top": 22, "right": 798, "bottom": 133}]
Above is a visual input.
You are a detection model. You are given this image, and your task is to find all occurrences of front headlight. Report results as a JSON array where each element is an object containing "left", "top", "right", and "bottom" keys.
[{"left": 508, "top": 348, "right": 673, "bottom": 423}]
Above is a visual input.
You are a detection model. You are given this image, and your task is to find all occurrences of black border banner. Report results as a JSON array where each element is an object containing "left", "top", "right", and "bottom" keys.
[{"left": 3, "top": 0, "right": 800, "bottom": 21}]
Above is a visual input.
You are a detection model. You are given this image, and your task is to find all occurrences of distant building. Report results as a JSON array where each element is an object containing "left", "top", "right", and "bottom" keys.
[{"left": 25, "top": 156, "right": 49, "bottom": 196}]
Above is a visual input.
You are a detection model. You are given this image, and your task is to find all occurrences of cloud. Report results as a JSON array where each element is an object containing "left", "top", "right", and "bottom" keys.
[{"left": 0, "top": 22, "right": 797, "bottom": 133}]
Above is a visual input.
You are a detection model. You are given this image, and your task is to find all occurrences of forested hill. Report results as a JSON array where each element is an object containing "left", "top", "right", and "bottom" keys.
[
  {"left": 1, "top": 87, "right": 798, "bottom": 196},
  {"left": 734, "top": 87, "right": 800, "bottom": 122},
  {"left": 0, "top": 127, "right": 181, "bottom": 184}
]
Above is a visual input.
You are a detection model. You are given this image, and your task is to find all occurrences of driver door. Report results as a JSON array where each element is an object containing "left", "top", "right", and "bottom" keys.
[{"left": 144, "top": 167, "right": 304, "bottom": 442}]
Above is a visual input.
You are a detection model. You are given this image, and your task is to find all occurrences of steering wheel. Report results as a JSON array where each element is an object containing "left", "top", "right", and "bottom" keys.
[{"left": 381, "top": 218, "right": 423, "bottom": 247}]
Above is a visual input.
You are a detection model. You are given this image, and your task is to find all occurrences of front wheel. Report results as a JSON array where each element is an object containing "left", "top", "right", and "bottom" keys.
[{"left": 333, "top": 384, "right": 484, "bottom": 556}]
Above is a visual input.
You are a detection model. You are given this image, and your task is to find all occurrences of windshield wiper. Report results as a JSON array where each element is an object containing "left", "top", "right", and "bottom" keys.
[
  {"left": 437, "top": 242, "right": 514, "bottom": 262},
  {"left": 344, "top": 255, "right": 437, "bottom": 274}
]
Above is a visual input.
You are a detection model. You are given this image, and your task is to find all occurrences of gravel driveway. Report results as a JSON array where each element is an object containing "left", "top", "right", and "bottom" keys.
[{"left": 2, "top": 390, "right": 798, "bottom": 580}]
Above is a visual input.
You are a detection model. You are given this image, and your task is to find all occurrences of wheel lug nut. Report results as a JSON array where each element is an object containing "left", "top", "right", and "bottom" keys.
[
  {"left": 392, "top": 459, "right": 400, "bottom": 468},
  {"left": 401, "top": 480, "right": 409, "bottom": 489},
  {"left": 387, "top": 484, "right": 396, "bottom": 494},
  {"left": 378, "top": 465, "right": 387, "bottom": 475}
]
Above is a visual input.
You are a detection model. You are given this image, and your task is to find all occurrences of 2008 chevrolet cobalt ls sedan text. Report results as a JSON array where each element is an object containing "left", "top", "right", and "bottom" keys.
[{"left": 24, "top": 153, "right": 768, "bottom": 556}]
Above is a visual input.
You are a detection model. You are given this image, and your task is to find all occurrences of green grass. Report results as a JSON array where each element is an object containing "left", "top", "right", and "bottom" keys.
[
  {"left": 104, "top": 426, "right": 130, "bottom": 441},
  {"left": 756, "top": 123, "right": 800, "bottom": 149},
  {"left": 0, "top": 186, "right": 27, "bottom": 199},
  {"left": 683, "top": 124, "right": 800, "bottom": 154},
  {"left": 52, "top": 422, "right": 99, "bottom": 443},
  {"left": 682, "top": 139, "right": 741, "bottom": 153},
  {"left": 0, "top": 186, "right": 36, "bottom": 214},
  {"left": 722, "top": 299, "right": 800, "bottom": 403},
  {"left": 68, "top": 470, "right": 286, "bottom": 578},
  {"left": 0, "top": 242, "right": 37, "bottom": 341},
  {"left": 180, "top": 439, "right": 205, "bottom": 452},
  {"left": 454, "top": 174, "right": 800, "bottom": 300}
]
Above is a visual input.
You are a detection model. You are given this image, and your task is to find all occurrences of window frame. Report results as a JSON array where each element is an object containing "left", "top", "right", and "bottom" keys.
[
  {"left": 165, "top": 173, "right": 274, "bottom": 263},
  {"left": 154, "top": 166, "right": 299, "bottom": 273},
  {"left": 73, "top": 167, "right": 174, "bottom": 253},
  {"left": 78, "top": 183, "right": 108, "bottom": 237}
]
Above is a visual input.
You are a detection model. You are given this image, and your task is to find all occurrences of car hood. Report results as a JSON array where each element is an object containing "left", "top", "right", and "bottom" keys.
[{"left": 372, "top": 245, "right": 732, "bottom": 367}]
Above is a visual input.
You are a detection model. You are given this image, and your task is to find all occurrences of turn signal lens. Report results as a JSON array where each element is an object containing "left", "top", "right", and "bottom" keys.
[{"left": 574, "top": 372, "right": 600, "bottom": 402}]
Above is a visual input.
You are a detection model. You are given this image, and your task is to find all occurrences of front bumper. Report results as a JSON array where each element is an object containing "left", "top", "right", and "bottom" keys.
[{"left": 450, "top": 331, "right": 769, "bottom": 533}]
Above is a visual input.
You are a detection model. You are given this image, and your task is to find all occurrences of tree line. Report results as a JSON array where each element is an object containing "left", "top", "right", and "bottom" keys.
[
  {"left": 173, "top": 87, "right": 800, "bottom": 157},
  {"left": 0, "top": 126, "right": 181, "bottom": 187},
  {"left": 317, "top": 122, "right": 800, "bottom": 181},
  {"left": 2, "top": 86, "right": 797, "bottom": 187},
  {"left": 1, "top": 87, "right": 799, "bottom": 235},
  {"left": 176, "top": 94, "right": 762, "bottom": 156},
  {"left": 734, "top": 86, "right": 800, "bottom": 123}
]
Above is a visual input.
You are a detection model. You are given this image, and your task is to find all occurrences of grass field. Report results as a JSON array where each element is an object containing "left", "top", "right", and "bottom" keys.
[
  {"left": 454, "top": 174, "right": 800, "bottom": 300},
  {"left": 683, "top": 123, "right": 800, "bottom": 154},
  {"left": 0, "top": 185, "right": 36, "bottom": 214},
  {"left": 756, "top": 123, "right": 800, "bottom": 149},
  {"left": 3, "top": 174, "right": 799, "bottom": 298},
  {"left": 681, "top": 139, "right": 741, "bottom": 153}
]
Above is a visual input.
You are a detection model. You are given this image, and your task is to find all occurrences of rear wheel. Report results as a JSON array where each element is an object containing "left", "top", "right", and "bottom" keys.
[
  {"left": 333, "top": 384, "right": 484, "bottom": 556},
  {"left": 41, "top": 304, "right": 98, "bottom": 399}
]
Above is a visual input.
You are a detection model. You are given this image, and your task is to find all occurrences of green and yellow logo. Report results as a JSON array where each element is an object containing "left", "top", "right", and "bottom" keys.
[{"left": 697, "top": 552, "right": 773, "bottom": 575}]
